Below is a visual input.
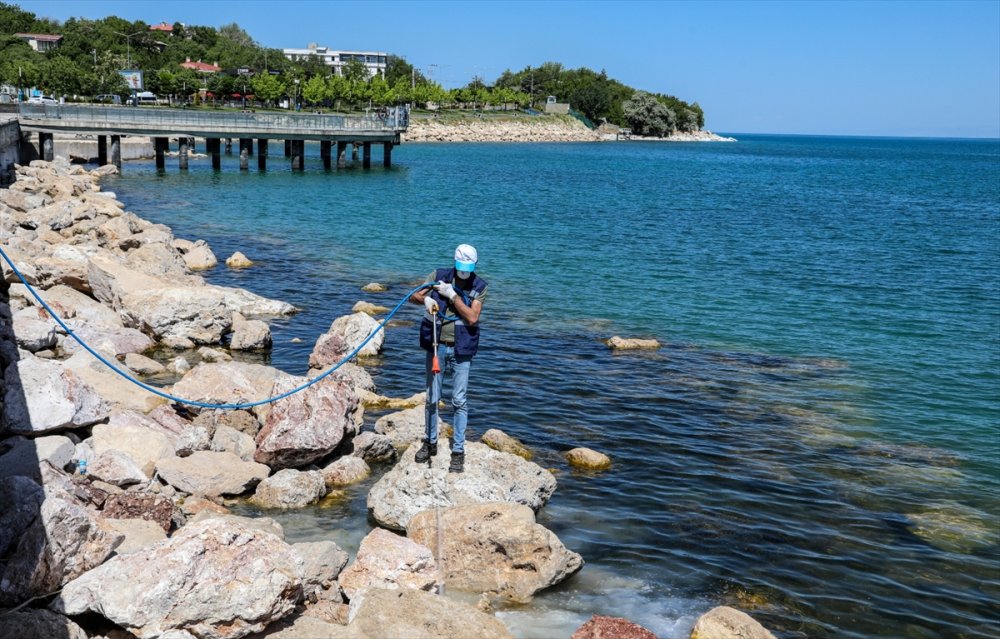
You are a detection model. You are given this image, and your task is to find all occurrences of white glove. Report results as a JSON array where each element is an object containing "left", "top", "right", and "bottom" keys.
[
  {"left": 424, "top": 296, "right": 439, "bottom": 314},
  {"left": 434, "top": 281, "right": 457, "bottom": 301}
]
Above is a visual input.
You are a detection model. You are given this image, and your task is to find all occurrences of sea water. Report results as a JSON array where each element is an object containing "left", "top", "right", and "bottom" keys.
[{"left": 105, "top": 135, "right": 999, "bottom": 638}]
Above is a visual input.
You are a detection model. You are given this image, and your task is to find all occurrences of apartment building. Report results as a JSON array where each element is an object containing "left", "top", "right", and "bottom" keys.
[{"left": 282, "top": 43, "right": 388, "bottom": 78}]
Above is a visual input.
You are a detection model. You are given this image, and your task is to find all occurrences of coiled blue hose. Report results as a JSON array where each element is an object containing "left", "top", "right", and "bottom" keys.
[{"left": 0, "top": 243, "right": 431, "bottom": 410}]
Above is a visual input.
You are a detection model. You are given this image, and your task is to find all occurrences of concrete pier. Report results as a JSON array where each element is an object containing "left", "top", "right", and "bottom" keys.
[
  {"left": 38, "top": 132, "right": 54, "bottom": 161},
  {"left": 154, "top": 137, "right": 167, "bottom": 169},
  {"left": 383, "top": 142, "right": 392, "bottom": 168},
  {"left": 208, "top": 138, "right": 221, "bottom": 170},
  {"left": 178, "top": 138, "right": 189, "bottom": 170},
  {"left": 284, "top": 139, "right": 292, "bottom": 157},
  {"left": 257, "top": 139, "right": 267, "bottom": 170},
  {"left": 291, "top": 140, "right": 304, "bottom": 171},
  {"left": 320, "top": 140, "right": 332, "bottom": 169},
  {"left": 97, "top": 135, "right": 107, "bottom": 166},
  {"left": 352, "top": 143, "right": 359, "bottom": 161},
  {"left": 239, "top": 147, "right": 248, "bottom": 171},
  {"left": 110, "top": 136, "right": 121, "bottom": 169},
  {"left": 337, "top": 141, "right": 347, "bottom": 169},
  {"left": 225, "top": 138, "right": 232, "bottom": 154},
  {"left": 363, "top": 142, "right": 371, "bottom": 169}
]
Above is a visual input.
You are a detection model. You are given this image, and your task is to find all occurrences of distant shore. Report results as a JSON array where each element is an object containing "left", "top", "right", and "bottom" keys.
[{"left": 402, "top": 115, "right": 735, "bottom": 143}]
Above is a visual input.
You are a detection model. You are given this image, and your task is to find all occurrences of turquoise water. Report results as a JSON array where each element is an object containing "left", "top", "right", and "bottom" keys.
[{"left": 106, "top": 135, "right": 999, "bottom": 638}]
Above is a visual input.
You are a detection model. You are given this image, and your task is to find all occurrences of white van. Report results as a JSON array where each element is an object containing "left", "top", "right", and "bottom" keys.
[{"left": 128, "top": 91, "right": 158, "bottom": 106}]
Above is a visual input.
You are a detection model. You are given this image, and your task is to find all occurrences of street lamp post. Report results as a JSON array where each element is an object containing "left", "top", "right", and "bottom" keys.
[{"left": 112, "top": 30, "right": 145, "bottom": 107}]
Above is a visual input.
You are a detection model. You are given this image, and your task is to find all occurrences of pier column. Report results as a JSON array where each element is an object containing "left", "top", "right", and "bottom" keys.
[
  {"left": 284, "top": 140, "right": 292, "bottom": 157},
  {"left": 352, "top": 143, "right": 359, "bottom": 161},
  {"left": 320, "top": 140, "right": 332, "bottom": 169},
  {"left": 336, "top": 141, "right": 347, "bottom": 169},
  {"left": 38, "top": 132, "right": 53, "bottom": 161},
  {"left": 239, "top": 147, "right": 248, "bottom": 171},
  {"left": 97, "top": 136, "right": 108, "bottom": 166},
  {"left": 363, "top": 142, "right": 371, "bottom": 169},
  {"left": 383, "top": 143, "right": 392, "bottom": 168},
  {"left": 257, "top": 139, "right": 268, "bottom": 170},
  {"left": 178, "top": 138, "right": 189, "bottom": 171},
  {"left": 208, "top": 138, "right": 221, "bottom": 170},
  {"left": 110, "top": 135, "right": 121, "bottom": 170},
  {"left": 154, "top": 137, "right": 168, "bottom": 169},
  {"left": 291, "top": 140, "right": 303, "bottom": 171},
  {"left": 239, "top": 138, "right": 253, "bottom": 157},
  {"left": 225, "top": 138, "right": 232, "bottom": 155}
]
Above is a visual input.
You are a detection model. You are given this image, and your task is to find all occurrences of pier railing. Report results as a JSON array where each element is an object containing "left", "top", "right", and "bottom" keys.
[{"left": 16, "top": 104, "right": 409, "bottom": 139}]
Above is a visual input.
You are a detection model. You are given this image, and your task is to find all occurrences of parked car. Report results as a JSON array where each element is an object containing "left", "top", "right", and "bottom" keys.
[
  {"left": 95, "top": 94, "right": 122, "bottom": 105},
  {"left": 27, "top": 95, "right": 57, "bottom": 105}
]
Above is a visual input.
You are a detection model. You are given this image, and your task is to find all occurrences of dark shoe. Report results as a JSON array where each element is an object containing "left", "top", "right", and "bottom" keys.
[
  {"left": 415, "top": 440, "right": 437, "bottom": 463},
  {"left": 448, "top": 452, "right": 465, "bottom": 473}
]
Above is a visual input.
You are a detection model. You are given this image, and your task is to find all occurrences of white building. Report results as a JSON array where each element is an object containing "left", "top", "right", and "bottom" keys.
[{"left": 282, "top": 43, "right": 388, "bottom": 78}]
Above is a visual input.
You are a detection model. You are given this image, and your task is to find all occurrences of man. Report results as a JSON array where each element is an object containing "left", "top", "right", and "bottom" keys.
[{"left": 409, "top": 244, "right": 487, "bottom": 473}]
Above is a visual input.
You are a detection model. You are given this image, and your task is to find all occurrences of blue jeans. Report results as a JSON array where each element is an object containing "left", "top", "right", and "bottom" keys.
[{"left": 425, "top": 344, "right": 472, "bottom": 453}]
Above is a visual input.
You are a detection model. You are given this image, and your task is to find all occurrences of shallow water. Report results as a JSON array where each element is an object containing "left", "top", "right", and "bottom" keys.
[{"left": 106, "top": 135, "right": 999, "bottom": 638}]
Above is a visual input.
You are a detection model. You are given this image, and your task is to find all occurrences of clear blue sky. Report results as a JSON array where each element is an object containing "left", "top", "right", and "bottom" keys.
[{"left": 17, "top": 0, "right": 1000, "bottom": 137}]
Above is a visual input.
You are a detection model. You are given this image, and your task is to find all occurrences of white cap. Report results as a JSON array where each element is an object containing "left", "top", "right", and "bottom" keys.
[{"left": 454, "top": 244, "right": 478, "bottom": 272}]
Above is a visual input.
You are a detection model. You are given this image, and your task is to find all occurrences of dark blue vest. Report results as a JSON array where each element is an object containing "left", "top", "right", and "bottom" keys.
[{"left": 419, "top": 267, "right": 487, "bottom": 357}]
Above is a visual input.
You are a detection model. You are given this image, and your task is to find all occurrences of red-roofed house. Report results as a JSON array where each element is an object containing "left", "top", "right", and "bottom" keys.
[
  {"left": 149, "top": 22, "right": 174, "bottom": 33},
  {"left": 15, "top": 33, "right": 63, "bottom": 52},
  {"left": 180, "top": 58, "right": 221, "bottom": 73}
]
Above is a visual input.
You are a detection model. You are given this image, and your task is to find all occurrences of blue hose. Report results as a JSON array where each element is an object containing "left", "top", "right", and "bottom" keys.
[{"left": 0, "top": 243, "right": 431, "bottom": 410}]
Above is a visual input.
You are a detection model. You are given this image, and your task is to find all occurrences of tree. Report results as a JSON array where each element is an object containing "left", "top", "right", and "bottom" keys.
[
  {"left": 250, "top": 71, "right": 284, "bottom": 106},
  {"left": 623, "top": 91, "right": 676, "bottom": 137},
  {"left": 301, "top": 74, "right": 327, "bottom": 106}
]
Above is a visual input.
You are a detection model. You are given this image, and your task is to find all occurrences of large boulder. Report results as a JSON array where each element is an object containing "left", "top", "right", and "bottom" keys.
[
  {"left": 407, "top": 503, "right": 582, "bottom": 603},
  {"left": 87, "top": 449, "right": 148, "bottom": 487},
  {"left": 321, "top": 455, "right": 371, "bottom": 488},
  {"left": 52, "top": 518, "right": 302, "bottom": 639},
  {"left": 183, "top": 241, "right": 218, "bottom": 270},
  {"left": 102, "top": 491, "right": 177, "bottom": 532},
  {"left": 348, "top": 431, "right": 397, "bottom": 465},
  {"left": 308, "top": 312, "right": 384, "bottom": 368},
  {"left": 230, "top": 313, "right": 272, "bottom": 351},
  {"left": 170, "top": 361, "right": 287, "bottom": 416},
  {"left": 254, "top": 375, "right": 357, "bottom": 470},
  {"left": 11, "top": 306, "right": 58, "bottom": 352},
  {"left": 0, "top": 476, "right": 45, "bottom": 558},
  {"left": 690, "top": 606, "right": 777, "bottom": 639},
  {"left": 3, "top": 352, "right": 110, "bottom": 435},
  {"left": 91, "top": 421, "right": 174, "bottom": 477},
  {"left": 571, "top": 615, "right": 658, "bottom": 639},
  {"left": 337, "top": 528, "right": 439, "bottom": 600},
  {"left": 62, "top": 349, "right": 166, "bottom": 413},
  {"left": 347, "top": 587, "right": 513, "bottom": 639},
  {"left": 212, "top": 425, "right": 257, "bottom": 461},
  {"left": 156, "top": 451, "right": 270, "bottom": 498},
  {"left": 103, "top": 518, "right": 168, "bottom": 555},
  {"left": 367, "top": 442, "right": 557, "bottom": 531},
  {"left": 374, "top": 404, "right": 450, "bottom": 450},
  {"left": 250, "top": 469, "right": 327, "bottom": 509},
  {"left": 0, "top": 496, "right": 123, "bottom": 606},
  {"left": 480, "top": 428, "right": 532, "bottom": 460},
  {"left": 60, "top": 323, "right": 155, "bottom": 357},
  {"left": 292, "top": 540, "right": 349, "bottom": 604}
]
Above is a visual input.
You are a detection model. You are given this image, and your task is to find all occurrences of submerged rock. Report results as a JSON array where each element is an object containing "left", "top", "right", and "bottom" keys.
[
  {"left": 226, "top": 251, "right": 254, "bottom": 268},
  {"left": 481, "top": 429, "right": 532, "bottom": 460},
  {"left": 565, "top": 447, "right": 612, "bottom": 470},
  {"left": 690, "top": 606, "right": 777, "bottom": 639},
  {"left": 606, "top": 336, "right": 661, "bottom": 350}
]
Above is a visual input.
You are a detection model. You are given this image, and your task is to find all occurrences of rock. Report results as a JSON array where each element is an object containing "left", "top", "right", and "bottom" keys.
[
  {"left": 103, "top": 517, "right": 168, "bottom": 555},
  {"left": 606, "top": 336, "right": 661, "bottom": 350},
  {"left": 347, "top": 587, "right": 513, "bottom": 639},
  {"left": 174, "top": 426, "right": 212, "bottom": 456},
  {"left": 102, "top": 491, "right": 177, "bottom": 532},
  {"left": 0, "top": 476, "right": 45, "bottom": 558},
  {"left": 25, "top": 284, "right": 122, "bottom": 329},
  {"left": 91, "top": 163, "right": 119, "bottom": 177},
  {"left": 0, "top": 496, "right": 123, "bottom": 606},
  {"left": 690, "top": 606, "right": 777, "bottom": 639},
  {"left": 337, "top": 528, "right": 439, "bottom": 600},
  {"left": 565, "top": 447, "right": 612, "bottom": 470},
  {"left": 52, "top": 518, "right": 301, "bottom": 639},
  {"left": 197, "top": 346, "right": 232, "bottom": 363},
  {"left": 91, "top": 422, "right": 174, "bottom": 477},
  {"left": 301, "top": 600, "right": 350, "bottom": 626},
  {"left": 124, "top": 352, "right": 167, "bottom": 375},
  {"left": 108, "top": 407, "right": 185, "bottom": 443},
  {"left": 374, "top": 404, "right": 450, "bottom": 450},
  {"left": 247, "top": 614, "right": 350, "bottom": 638},
  {"left": 88, "top": 449, "right": 148, "bottom": 486},
  {"left": 349, "top": 431, "right": 397, "bottom": 464},
  {"left": 0, "top": 435, "right": 76, "bottom": 480},
  {"left": 230, "top": 316, "right": 272, "bottom": 351},
  {"left": 170, "top": 362, "right": 285, "bottom": 413},
  {"left": 195, "top": 408, "right": 261, "bottom": 439},
  {"left": 293, "top": 540, "right": 349, "bottom": 603},
  {"left": 188, "top": 512, "right": 285, "bottom": 540},
  {"left": 329, "top": 362, "right": 376, "bottom": 395},
  {"left": 63, "top": 349, "right": 166, "bottom": 414},
  {"left": 12, "top": 307, "right": 58, "bottom": 351},
  {"left": 408, "top": 503, "right": 582, "bottom": 603},
  {"left": 352, "top": 300, "right": 390, "bottom": 315},
  {"left": 250, "top": 469, "right": 326, "bottom": 509},
  {"left": 360, "top": 282, "right": 387, "bottom": 293},
  {"left": 179, "top": 496, "right": 229, "bottom": 518},
  {"left": 571, "top": 615, "right": 658, "bottom": 639},
  {"left": 172, "top": 238, "right": 196, "bottom": 253},
  {"left": 254, "top": 375, "right": 357, "bottom": 469},
  {"left": 0, "top": 608, "right": 88, "bottom": 639},
  {"left": 3, "top": 352, "right": 110, "bottom": 435},
  {"left": 156, "top": 451, "right": 270, "bottom": 497},
  {"left": 182, "top": 241, "right": 218, "bottom": 270},
  {"left": 226, "top": 251, "right": 254, "bottom": 268},
  {"left": 367, "top": 442, "right": 557, "bottom": 531},
  {"left": 59, "top": 322, "right": 156, "bottom": 358},
  {"left": 321, "top": 455, "right": 371, "bottom": 488},
  {"left": 211, "top": 425, "right": 257, "bottom": 461},
  {"left": 125, "top": 242, "right": 194, "bottom": 281},
  {"left": 481, "top": 429, "right": 532, "bottom": 460},
  {"left": 361, "top": 390, "right": 426, "bottom": 411},
  {"left": 309, "top": 313, "right": 384, "bottom": 368}
]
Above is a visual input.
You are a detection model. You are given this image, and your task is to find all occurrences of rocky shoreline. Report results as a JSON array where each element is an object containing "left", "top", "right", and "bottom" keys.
[
  {"left": 0, "top": 159, "right": 773, "bottom": 638},
  {"left": 402, "top": 117, "right": 735, "bottom": 143}
]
